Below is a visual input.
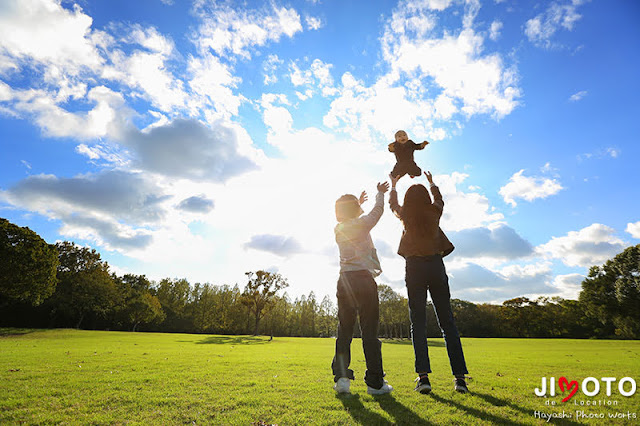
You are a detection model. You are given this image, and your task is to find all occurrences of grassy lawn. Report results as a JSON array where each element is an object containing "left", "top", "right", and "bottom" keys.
[{"left": 1, "top": 329, "right": 639, "bottom": 425}]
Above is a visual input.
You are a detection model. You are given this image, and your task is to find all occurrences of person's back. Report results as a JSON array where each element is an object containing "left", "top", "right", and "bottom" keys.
[
  {"left": 334, "top": 192, "right": 383, "bottom": 277},
  {"left": 389, "top": 179, "right": 454, "bottom": 258},
  {"left": 331, "top": 182, "right": 393, "bottom": 395},
  {"left": 388, "top": 171, "right": 469, "bottom": 394}
]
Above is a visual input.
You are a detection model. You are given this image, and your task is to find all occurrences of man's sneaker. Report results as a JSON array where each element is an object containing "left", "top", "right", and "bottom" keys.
[
  {"left": 414, "top": 375, "right": 432, "bottom": 394},
  {"left": 367, "top": 380, "right": 393, "bottom": 395},
  {"left": 334, "top": 377, "right": 350, "bottom": 394},
  {"left": 454, "top": 377, "right": 468, "bottom": 393}
]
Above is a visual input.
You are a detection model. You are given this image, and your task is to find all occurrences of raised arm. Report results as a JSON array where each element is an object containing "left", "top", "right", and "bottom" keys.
[
  {"left": 425, "top": 171, "right": 444, "bottom": 216},
  {"left": 389, "top": 173, "right": 402, "bottom": 219},
  {"left": 358, "top": 181, "right": 389, "bottom": 231}
]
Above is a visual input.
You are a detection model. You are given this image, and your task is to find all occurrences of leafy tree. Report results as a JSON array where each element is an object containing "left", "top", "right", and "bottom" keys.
[
  {"left": 0, "top": 218, "right": 58, "bottom": 305},
  {"left": 299, "top": 291, "right": 318, "bottom": 336},
  {"left": 114, "top": 274, "right": 165, "bottom": 331},
  {"left": 579, "top": 245, "right": 640, "bottom": 339},
  {"left": 499, "top": 297, "right": 535, "bottom": 337},
  {"left": 155, "top": 278, "right": 192, "bottom": 332},
  {"left": 240, "top": 270, "right": 289, "bottom": 335},
  {"left": 50, "top": 241, "right": 118, "bottom": 328},
  {"left": 378, "top": 284, "right": 409, "bottom": 338},
  {"left": 317, "top": 295, "right": 337, "bottom": 337}
]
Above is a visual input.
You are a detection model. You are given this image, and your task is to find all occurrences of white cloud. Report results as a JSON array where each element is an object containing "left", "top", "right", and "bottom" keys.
[
  {"left": 606, "top": 147, "right": 619, "bottom": 158},
  {"left": 262, "top": 54, "right": 283, "bottom": 85},
  {"left": 187, "top": 53, "right": 242, "bottom": 120},
  {"left": 76, "top": 144, "right": 101, "bottom": 160},
  {"left": 58, "top": 214, "right": 153, "bottom": 250},
  {"left": 101, "top": 26, "right": 187, "bottom": 112},
  {"left": 577, "top": 146, "right": 621, "bottom": 162},
  {"left": 176, "top": 195, "right": 215, "bottom": 213},
  {"left": 447, "top": 261, "right": 557, "bottom": 303},
  {"left": 0, "top": 0, "right": 103, "bottom": 74},
  {"left": 525, "top": 0, "right": 586, "bottom": 48},
  {"left": 5, "top": 85, "right": 129, "bottom": 140},
  {"left": 305, "top": 15, "right": 323, "bottom": 30},
  {"left": 538, "top": 223, "right": 627, "bottom": 267},
  {"left": 123, "top": 118, "right": 258, "bottom": 182},
  {"left": 551, "top": 273, "right": 584, "bottom": 299},
  {"left": 193, "top": 3, "right": 303, "bottom": 60},
  {"left": 420, "top": 0, "right": 455, "bottom": 11},
  {"left": 569, "top": 90, "right": 587, "bottom": 102},
  {"left": 430, "top": 173, "right": 504, "bottom": 231},
  {"left": 499, "top": 169, "right": 563, "bottom": 207},
  {"left": 323, "top": 1, "right": 521, "bottom": 143},
  {"left": 287, "top": 59, "right": 338, "bottom": 99},
  {"left": 2, "top": 170, "right": 167, "bottom": 225},
  {"left": 489, "top": 20, "right": 503, "bottom": 41},
  {"left": 626, "top": 221, "right": 640, "bottom": 239},
  {"left": 383, "top": 5, "right": 521, "bottom": 119},
  {"left": 244, "top": 234, "right": 303, "bottom": 257},
  {"left": 324, "top": 75, "right": 436, "bottom": 142},
  {"left": 448, "top": 224, "right": 534, "bottom": 260}
]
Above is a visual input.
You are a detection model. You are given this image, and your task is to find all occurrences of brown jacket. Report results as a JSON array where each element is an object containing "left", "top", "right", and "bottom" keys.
[{"left": 389, "top": 185, "right": 454, "bottom": 258}]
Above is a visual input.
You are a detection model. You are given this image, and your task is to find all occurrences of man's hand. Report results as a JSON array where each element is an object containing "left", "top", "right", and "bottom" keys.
[
  {"left": 389, "top": 173, "right": 401, "bottom": 189},
  {"left": 359, "top": 191, "right": 368, "bottom": 205},
  {"left": 377, "top": 181, "right": 390, "bottom": 194},
  {"left": 424, "top": 171, "right": 434, "bottom": 185}
]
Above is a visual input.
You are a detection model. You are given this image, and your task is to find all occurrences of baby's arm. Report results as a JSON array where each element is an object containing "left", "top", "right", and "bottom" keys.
[
  {"left": 416, "top": 140, "right": 429, "bottom": 150},
  {"left": 388, "top": 142, "right": 395, "bottom": 152}
]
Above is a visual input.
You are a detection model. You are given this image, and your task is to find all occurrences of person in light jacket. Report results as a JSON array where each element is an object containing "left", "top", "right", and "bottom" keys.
[{"left": 332, "top": 180, "right": 393, "bottom": 395}]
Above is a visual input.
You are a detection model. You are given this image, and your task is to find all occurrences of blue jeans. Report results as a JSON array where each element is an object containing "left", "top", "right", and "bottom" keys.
[
  {"left": 406, "top": 256, "right": 468, "bottom": 376},
  {"left": 331, "top": 270, "right": 385, "bottom": 389}
]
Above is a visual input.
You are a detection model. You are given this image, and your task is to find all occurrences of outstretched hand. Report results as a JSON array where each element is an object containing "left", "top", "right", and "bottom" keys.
[
  {"left": 377, "top": 181, "right": 390, "bottom": 194},
  {"left": 359, "top": 191, "right": 368, "bottom": 205},
  {"left": 424, "top": 171, "right": 434, "bottom": 184},
  {"left": 389, "top": 173, "right": 401, "bottom": 188}
]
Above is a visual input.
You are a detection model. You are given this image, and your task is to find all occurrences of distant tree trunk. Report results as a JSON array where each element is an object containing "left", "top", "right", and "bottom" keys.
[
  {"left": 75, "top": 312, "right": 85, "bottom": 329},
  {"left": 253, "top": 313, "right": 261, "bottom": 336},
  {"left": 133, "top": 321, "right": 140, "bottom": 332}
]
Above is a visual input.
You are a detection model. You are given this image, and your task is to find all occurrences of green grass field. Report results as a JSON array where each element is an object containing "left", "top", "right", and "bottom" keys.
[{"left": 1, "top": 329, "right": 638, "bottom": 425}]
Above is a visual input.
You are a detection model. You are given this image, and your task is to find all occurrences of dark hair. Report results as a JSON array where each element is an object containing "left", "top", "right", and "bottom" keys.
[{"left": 400, "top": 184, "right": 438, "bottom": 235}]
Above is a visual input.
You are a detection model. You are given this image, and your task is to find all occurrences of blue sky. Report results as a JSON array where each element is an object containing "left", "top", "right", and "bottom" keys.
[{"left": 1, "top": 0, "right": 639, "bottom": 303}]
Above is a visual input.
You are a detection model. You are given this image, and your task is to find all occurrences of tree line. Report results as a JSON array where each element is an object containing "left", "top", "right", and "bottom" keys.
[{"left": 1, "top": 218, "right": 639, "bottom": 339}]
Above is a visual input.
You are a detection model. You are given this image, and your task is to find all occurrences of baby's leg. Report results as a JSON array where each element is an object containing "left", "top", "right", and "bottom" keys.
[
  {"left": 391, "top": 163, "right": 407, "bottom": 179},
  {"left": 408, "top": 162, "right": 422, "bottom": 177}
]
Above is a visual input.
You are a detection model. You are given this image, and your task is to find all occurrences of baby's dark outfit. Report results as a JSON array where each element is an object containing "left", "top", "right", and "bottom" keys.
[{"left": 389, "top": 140, "right": 425, "bottom": 178}]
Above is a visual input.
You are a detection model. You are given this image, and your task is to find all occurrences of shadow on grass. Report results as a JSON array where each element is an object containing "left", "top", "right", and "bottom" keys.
[
  {"left": 471, "top": 391, "right": 583, "bottom": 426},
  {"left": 0, "top": 328, "right": 38, "bottom": 337},
  {"left": 382, "top": 338, "right": 445, "bottom": 347},
  {"left": 373, "top": 394, "right": 433, "bottom": 425},
  {"left": 336, "top": 393, "right": 390, "bottom": 425},
  {"left": 194, "top": 335, "right": 272, "bottom": 345},
  {"left": 429, "top": 392, "right": 527, "bottom": 425}
]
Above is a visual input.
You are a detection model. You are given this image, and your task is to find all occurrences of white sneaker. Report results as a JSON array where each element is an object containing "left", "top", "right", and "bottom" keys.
[
  {"left": 367, "top": 381, "right": 393, "bottom": 395},
  {"left": 334, "top": 377, "right": 351, "bottom": 394}
]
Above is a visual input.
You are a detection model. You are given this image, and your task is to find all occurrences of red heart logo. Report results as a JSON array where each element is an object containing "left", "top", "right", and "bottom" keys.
[{"left": 558, "top": 377, "right": 579, "bottom": 402}]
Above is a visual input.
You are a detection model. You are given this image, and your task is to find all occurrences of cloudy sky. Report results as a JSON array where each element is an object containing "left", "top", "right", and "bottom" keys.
[{"left": 1, "top": 0, "right": 639, "bottom": 304}]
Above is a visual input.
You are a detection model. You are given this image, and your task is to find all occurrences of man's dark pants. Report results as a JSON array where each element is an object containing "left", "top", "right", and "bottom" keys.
[
  {"left": 331, "top": 270, "right": 384, "bottom": 389},
  {"left": 406, "top": 255, "right": 468, "bottom": 376}
]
